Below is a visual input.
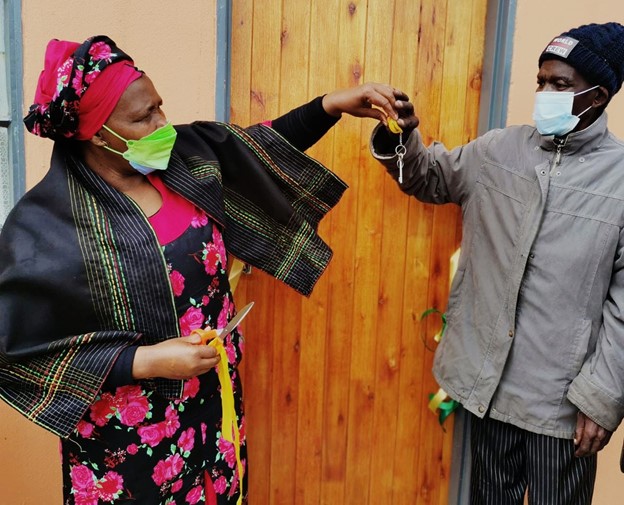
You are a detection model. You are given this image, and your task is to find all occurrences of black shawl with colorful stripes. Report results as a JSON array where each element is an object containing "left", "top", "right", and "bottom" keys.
[{"left": 0, "top": 121, "right": 346, "bottom": 437}]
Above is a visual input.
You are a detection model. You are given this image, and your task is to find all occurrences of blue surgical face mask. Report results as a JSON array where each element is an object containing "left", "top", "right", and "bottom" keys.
[{"left": 532, "top": 85, "right": 599, "bottom": 136}]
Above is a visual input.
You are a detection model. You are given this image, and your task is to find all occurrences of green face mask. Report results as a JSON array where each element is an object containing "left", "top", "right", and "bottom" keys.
[{"left": 102, "top": 122, "right": 177, "bottom": 175}]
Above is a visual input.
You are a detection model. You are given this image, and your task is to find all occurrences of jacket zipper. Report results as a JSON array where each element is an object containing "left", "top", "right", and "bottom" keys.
[
  {"left": 550, "top": 136, "right": 567, "bottom": 175},
  {"left": 554, "top": 144, "right": 563, "bottom": 167}
]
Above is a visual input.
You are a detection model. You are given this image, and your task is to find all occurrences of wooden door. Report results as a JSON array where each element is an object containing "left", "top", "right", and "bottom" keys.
[{"left": 229, "top": 1, "right": 488, "bottom": 503}]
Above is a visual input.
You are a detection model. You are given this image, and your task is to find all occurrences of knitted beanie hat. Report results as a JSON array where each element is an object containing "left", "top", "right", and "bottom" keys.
[{"left": 538, "top": 22, "right": 624, "bottom": 97}]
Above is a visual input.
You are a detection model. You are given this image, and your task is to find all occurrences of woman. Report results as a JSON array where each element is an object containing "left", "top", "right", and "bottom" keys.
[{"left": 0, "top": 35, "right": 410, "bottom": 504}]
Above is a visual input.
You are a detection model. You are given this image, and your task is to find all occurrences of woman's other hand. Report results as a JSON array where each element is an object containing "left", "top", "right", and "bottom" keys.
[
  {"left": 322, "top": 82, "right": 419, "bottom": 133},
  {"left": 132, "top": 334, "right": 221, "bottom": 380}
]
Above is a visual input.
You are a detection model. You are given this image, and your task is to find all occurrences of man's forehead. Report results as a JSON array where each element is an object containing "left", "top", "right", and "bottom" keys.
[{"left": 538, "top": 59, "right": 588, "bottom": 85}]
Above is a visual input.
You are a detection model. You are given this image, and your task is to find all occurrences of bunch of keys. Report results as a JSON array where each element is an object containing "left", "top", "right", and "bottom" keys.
[{"left": 388, "top": 117, "right": 406, "bottom": 183}]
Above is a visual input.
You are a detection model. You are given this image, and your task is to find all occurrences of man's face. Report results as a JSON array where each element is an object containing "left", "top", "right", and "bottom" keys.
[{"left": 536, "top": 59, "right": 601, "bottom": 132}]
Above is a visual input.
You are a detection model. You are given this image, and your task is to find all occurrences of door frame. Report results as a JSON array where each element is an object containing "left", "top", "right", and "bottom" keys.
[{"left": 448, "top": 0, "right": 517, "bottom": 502}]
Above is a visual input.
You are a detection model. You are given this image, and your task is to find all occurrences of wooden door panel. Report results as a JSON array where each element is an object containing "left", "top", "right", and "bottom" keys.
[{"left": 230, "top": 1, "right": 487, "bottom": 503}]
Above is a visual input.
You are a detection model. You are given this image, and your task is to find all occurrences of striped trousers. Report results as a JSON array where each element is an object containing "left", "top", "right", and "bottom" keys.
[{"left": 469, "top": 414, "right": 597, "bottom": 505}]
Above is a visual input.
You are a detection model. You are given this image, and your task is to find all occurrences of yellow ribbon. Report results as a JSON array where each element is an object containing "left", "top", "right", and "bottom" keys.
[
  {"left": 192, "top": 330, "right": 243, "bottom": 504},
  {"left": 428, "top": 387, "right": 449, "bottom": 415},
  {"left": 228, "top": 259, "right": 246, "bottom": 294},
  {"left": 428, "top": 387, "right": 459, "bottom": 427}
]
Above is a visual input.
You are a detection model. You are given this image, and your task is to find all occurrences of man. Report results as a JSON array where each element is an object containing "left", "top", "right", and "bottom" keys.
[{"left": 371, "top": 22, "right": 624, "bottom": 504}]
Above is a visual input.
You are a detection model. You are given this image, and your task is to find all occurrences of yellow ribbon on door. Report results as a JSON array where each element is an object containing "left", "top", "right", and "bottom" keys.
[{"left": 228, "top": 259, "right": 246, "bottom": 294}]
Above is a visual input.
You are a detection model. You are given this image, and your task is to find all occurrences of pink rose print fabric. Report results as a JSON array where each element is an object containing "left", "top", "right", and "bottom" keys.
[{"left": 61, "top": 213, "right": 246, "bottom": 504}]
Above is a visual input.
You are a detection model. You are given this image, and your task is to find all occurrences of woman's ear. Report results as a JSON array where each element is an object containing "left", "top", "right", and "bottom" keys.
[{"left": 89, "top": 132, "right": 108, "bottom": 147}]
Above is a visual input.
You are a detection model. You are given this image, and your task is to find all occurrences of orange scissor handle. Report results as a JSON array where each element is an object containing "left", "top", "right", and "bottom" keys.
[{"left": 191, "top": 328, "right": 220, "bottom": 345}]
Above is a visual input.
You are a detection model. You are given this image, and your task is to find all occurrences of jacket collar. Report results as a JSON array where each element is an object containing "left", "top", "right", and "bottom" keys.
[{"left": 538, "top": 111, "right": 610, "bottom": 155}]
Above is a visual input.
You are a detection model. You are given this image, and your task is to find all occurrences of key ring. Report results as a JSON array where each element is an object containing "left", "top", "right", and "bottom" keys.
[{"left": 395, "top": 133, "right": 406, "bottom": 183}]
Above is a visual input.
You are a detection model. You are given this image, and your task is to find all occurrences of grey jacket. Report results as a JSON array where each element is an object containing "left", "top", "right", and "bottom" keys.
[{"left": 371, "top": 113, "right": 624, "bottom": 438}]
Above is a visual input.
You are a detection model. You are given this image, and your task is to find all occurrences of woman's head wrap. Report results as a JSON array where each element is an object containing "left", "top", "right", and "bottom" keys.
[{"left": 24, "top": 35, "right": 143, "bottom": 141}]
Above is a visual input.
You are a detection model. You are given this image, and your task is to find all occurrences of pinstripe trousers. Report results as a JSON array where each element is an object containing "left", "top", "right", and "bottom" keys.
[{"left": 469, "top": 414, "right": 597, "bottom": 505}]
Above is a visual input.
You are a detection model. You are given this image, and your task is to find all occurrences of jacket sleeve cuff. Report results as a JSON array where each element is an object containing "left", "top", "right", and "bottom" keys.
[
  {"left": 568, "top": 372, "right": 624, "bottom": 432},
  {"left": 370, "top": 123, "right": 401, "bottom": 158}
]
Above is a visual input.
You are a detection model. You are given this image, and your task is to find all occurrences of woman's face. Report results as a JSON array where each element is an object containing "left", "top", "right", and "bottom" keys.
[{"left": 99, "top": 75, "right": 168, "bottom": 152}]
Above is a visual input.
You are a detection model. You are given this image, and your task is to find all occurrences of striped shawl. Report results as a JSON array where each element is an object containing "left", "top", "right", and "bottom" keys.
[{"left": 0, "top": 122, "right": 346, "bottom": 437}]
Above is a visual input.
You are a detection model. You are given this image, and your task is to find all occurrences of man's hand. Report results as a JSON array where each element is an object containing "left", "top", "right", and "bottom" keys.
[
  {"left": 321, "top": 82, "right": 419, "bottom": 134},
  {"left": 574, "top": 411, "right": 613, "bottom": 457}
]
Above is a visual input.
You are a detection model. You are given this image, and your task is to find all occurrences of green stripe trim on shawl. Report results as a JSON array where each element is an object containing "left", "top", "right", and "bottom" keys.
[{"left": 69, "top": 172, "right": 136, "bottom": 330}]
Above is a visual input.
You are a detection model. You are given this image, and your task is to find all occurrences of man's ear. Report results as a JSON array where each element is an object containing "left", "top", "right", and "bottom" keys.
[{"left": 595, "top": 86, "right": 610, "bottom": 107}]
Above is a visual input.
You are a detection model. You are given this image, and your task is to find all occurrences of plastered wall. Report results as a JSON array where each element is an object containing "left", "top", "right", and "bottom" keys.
[{"left": 20, "top": 1, "right": 218, "bottom": 189}]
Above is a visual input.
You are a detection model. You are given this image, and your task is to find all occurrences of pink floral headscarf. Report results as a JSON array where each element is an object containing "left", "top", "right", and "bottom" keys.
[{"left": 24, "top": 35, "right": 143, "bottom": 141}]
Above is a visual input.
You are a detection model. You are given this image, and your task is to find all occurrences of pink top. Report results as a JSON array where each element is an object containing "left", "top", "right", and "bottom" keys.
[{"left": 147, "top": 174, "right": 196, "bottom": 245}]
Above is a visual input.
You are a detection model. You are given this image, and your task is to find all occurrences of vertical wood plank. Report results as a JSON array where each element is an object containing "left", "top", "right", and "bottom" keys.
[
  {"left": 319, "top": 1, "right": 368, "bottom": 503},
  {"left": 345, "top": 0, "right": 400, "bottom": 503},
  {"left": 268, "top": 2, "right": 311, "bottom": 503},
  {"left": 367, "top": 0, "right": 424, "bottom": 501},
  {"left": 464, "top": 0, "right": 489, "bottom": 144},
  {"left": 229, "top": 0, "right": 253, "bottom": 127},
  {"left": 393, "top": 1, "right": 449, "bottom": 503},
  {"left": 328, "top": 1, "right": 378, "bottom": 503},
  {"left": 268, "top": 284, "right": 301, "bottom": 504},
  {"left": 391, "top": 198, "right": 435, "bottom": 505},
  {"left": 295, "top": 1, "right": 339, "bottom": 504},
  {"left": 241, "top": 1, "right": 282, "bottom": 503}
]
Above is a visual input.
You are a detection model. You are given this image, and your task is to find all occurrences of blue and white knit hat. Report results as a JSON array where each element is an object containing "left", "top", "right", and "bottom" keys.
[{"left": 538, "top": 22, "right": 624, "bottom": 97}]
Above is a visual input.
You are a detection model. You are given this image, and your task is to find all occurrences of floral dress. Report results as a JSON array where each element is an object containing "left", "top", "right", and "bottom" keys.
[{"left": 61, "top": 200, "right": 246, "bottom": 505}]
